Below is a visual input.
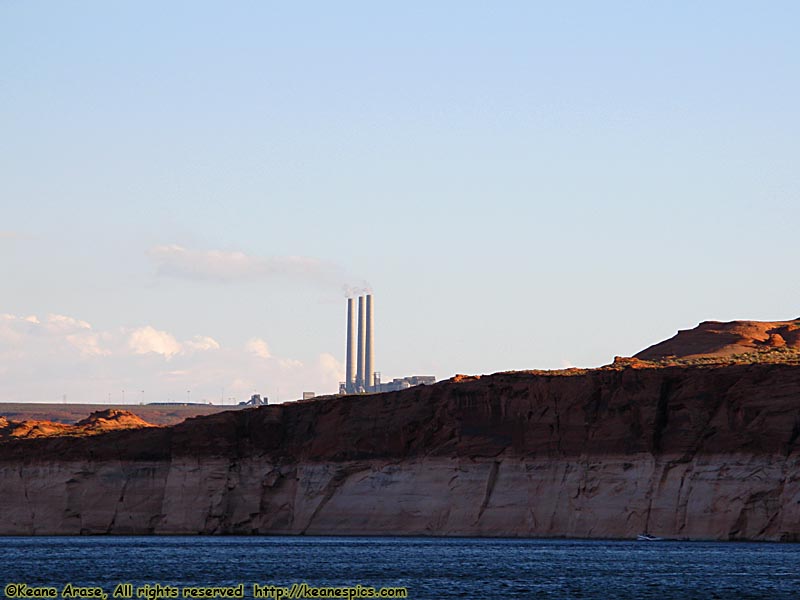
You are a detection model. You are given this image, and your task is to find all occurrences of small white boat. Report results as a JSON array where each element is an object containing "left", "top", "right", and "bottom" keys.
[{"left": 637, "top": 533, "right": 663, "bottom": 541}]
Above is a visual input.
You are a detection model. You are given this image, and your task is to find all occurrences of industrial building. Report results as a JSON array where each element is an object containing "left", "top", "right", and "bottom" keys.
[
  {"left": 239, "top": 394, "right": 268, "bottom": 406},
  {"left": 339, "top": 293, "right": 435, "bottom": 394},
  {"left": 371, "top": 374, "right": 436, "bottom": 393}
]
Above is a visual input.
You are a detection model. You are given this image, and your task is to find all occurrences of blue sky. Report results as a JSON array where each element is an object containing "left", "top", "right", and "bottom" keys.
[{"left": 1, "top": 1, "right": 798, "bottom": 403}]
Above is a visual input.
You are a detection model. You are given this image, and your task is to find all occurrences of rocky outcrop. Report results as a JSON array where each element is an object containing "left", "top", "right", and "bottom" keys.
[
  {"left": 0, "top": 409, "right": 155, "bottom": 441},
  {"left": 0, "top": 403, "right": 233, "bottom": 426},
  {"left": 72, "top": 409, "right": 155, "bottom": 433},
  {"left": 635, "top": 318, "right": 800, "bottom": 360},
  {"left": 2, "top": 349, "right": 800, "bottom": 539}
]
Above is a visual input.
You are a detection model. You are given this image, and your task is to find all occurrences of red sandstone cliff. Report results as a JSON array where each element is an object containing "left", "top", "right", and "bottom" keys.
[{"left": 1, "top": 319, "right": 800, "bottom": 539}]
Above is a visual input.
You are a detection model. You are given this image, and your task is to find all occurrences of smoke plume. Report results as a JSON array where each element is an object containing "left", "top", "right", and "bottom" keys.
[{"left": 149, "top": 244, "right": 369, "bottom": 294}]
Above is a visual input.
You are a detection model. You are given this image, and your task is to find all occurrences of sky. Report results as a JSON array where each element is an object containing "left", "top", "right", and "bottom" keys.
[{"left": 1, "top": 1, "right": 799, "bottom": 404}]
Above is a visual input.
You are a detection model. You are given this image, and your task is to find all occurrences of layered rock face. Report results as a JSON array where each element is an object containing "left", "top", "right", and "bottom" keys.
[{"left": 2, "top": 355, "right": 800, "bottom": 540}]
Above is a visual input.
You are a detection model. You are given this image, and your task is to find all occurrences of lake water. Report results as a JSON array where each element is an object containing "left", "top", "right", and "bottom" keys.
[{"left": 1, "top": 537, "right": 798, "bottom": 599}]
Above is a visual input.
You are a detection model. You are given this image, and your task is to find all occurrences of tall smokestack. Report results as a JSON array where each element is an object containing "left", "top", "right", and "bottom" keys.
[
  {"left": 356, "top": 295, "right": 366, "bottom": 392},
  {"left": 365, "top": 294, "right": 374, "bottom": 391},
  {"left": 345, "top": 298, "right": 355, "bottom": 393}
]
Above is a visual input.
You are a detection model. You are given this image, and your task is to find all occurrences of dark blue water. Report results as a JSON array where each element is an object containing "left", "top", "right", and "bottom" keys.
[{"left": 1, "top": 537, "right": 799, "bottom": 599}]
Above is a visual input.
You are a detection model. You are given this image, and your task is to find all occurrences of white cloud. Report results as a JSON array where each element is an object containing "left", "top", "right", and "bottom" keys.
[
  {"left": 1, "top": 313, "right": 223, "bottom": 363},
  {"left": 278, "top": 358, "right": 303, "bottom": 370},
  {"left": 45, "top": 314, "right": 91, "bottom": 333},
  {"left": 185, "top": 335, "right": 221, "bottom": 352},
  {"left": 66, "top": 333, "right": 110, "bottom": 357},
  {"left": 127, "top": 328, "right": 221, "bottom": 358},
  {"left": 164, "top": 369, "right": 191, "bottom": 378},
  {"left": 127, "top": 326, "right": 182, "bottom": 358},
  {"left": 246, "top": 337, "right": 272, "bottom": 359},
  {"left": 0, "top": 313, "right": 95, "bottom": 347},
  {"left": 0, "top": 315, "right": 25, "bottom": 344},
  {"left": 318, "top": 352, "right": 344, "bottom": 383},
  {"left": 0, "top": 311, "right": 343, "bottom": 404}
]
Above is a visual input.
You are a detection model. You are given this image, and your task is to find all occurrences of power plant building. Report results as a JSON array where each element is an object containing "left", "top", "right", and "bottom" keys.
[
  {"left": 371, "top": 375, "right": 436, "bottom": 393},
  {"left": 339, "top": 293, "right": 434, "bottom": 395}
]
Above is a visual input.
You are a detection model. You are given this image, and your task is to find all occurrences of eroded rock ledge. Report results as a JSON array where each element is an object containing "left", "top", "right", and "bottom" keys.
[{"left": 2, "top": 359, "right": 800, "bottom": 540}]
